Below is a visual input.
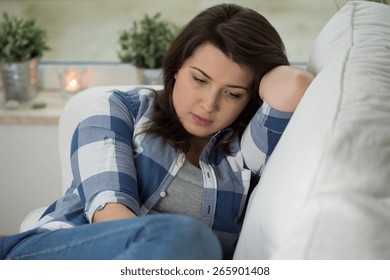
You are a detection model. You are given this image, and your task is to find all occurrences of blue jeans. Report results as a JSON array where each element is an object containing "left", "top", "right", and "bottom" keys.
[{"left": 6, "top": 214, "right": 222, "bottom": 260}]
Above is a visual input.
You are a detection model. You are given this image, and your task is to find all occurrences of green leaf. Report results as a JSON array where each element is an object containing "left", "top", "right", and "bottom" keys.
[
  {"left": 117, "top": 13, "right": 180, "bottom": 68},
  {"left": 0, "top": 12, "right": 50, "bottom": 63}
]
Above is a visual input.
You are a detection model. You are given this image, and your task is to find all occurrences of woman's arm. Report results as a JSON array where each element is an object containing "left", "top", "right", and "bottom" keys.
[
  {"left": 92, "top": 202, "right": 136, "bottom": 223},
  {"left": 71, "top": 90, "right": 142, "bottom": 223},
  {"left": 241, "top": 66, "right": 314, "bottom": 174},
  {"left": 259, "top": 65, "right": 315, "bottom": 112}
]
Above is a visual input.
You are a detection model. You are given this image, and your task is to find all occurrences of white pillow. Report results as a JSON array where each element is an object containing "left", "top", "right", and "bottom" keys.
[{"left": 234, "top": 1, "right": 390, "bottom": 259}]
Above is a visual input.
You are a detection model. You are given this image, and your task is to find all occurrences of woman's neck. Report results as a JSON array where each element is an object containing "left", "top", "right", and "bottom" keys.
[{"left": 186, "top": 137, "right": 209, "bottom": 168}]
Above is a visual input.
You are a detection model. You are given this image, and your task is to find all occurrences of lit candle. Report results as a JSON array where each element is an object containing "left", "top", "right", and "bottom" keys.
[
  {"left": 60, "top": 68, "right": 87, "bottom": 99},
  {"left": 64, "top": 71, "right": 81, "bottom": 92}
]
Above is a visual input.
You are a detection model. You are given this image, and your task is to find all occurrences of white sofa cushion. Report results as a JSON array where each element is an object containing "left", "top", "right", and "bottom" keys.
[{"left": 234, "top": 1, "right": 390, "bottom": 259}]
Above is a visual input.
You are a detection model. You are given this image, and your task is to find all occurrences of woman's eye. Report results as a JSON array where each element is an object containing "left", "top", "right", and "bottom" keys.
[
  {"left": 193, "top": 76, "right": 207, "bottom": 85},
  {"left": 226, "top": 91, "right": 241, "bottom": 98}
]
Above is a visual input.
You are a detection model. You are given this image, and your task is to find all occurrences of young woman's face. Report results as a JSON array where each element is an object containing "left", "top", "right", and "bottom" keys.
[{"left": 172, "top": 43, "right": 254, "bottom": 140}]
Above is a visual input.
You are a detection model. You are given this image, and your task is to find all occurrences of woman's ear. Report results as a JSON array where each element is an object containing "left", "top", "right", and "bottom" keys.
[{"left": 174, "top": 73, "right": 177, "bottom": 79}]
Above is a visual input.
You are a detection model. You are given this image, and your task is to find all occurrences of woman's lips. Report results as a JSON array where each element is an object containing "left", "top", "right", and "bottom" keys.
[{"left": 191, "top": 113, "right": 212, "bottom": 125}]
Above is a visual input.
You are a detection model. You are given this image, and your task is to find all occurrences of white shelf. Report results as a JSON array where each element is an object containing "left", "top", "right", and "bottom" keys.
[{"left": 0, "top": 90, "right": 67, "bottom": 125}]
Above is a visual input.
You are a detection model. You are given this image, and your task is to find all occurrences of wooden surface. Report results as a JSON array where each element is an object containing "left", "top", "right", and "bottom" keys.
[{"left": 0, "top": 90, "right": 68, "bottom": 125}]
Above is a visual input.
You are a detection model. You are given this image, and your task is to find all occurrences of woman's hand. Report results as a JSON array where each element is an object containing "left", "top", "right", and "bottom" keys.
[
  {"left": 259, "top": 65, "right": 315, "bottom": 112},
  {"left": 92, "top": 202, "right": 137, "bottom": 223}
]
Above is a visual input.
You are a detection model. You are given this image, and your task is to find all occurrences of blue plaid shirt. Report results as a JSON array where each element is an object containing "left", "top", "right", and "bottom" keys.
[{"left": 1, "top": 88, "right": 292, "bottom": 259}]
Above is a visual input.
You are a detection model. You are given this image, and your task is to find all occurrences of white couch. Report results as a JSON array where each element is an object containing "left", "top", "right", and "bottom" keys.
[
  {"left": 234, "top": 1, "right": 390, "bottom": 259},
  {"left": 21, "top": 1, "right": 390, "bottom": 259}
]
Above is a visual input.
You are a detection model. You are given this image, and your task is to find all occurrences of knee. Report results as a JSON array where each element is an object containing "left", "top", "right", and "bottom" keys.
[
  {"left": 165, "top": 215, "right": 222, "bottom": 259},
  {"left": 113, "top": 214, "right": 222, "bottom": 259}
]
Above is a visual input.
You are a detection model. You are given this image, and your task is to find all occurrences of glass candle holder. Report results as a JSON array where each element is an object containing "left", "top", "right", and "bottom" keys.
[{"left": 59, "top": 68, "right": 86, "bottom": 99}]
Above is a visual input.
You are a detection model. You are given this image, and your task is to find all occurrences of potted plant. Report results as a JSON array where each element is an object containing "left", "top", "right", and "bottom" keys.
[
  {"left": 117, "top": 13, "right": 178, "bottom": 84},
  {"left": 0, "top": 13, "right": 50, "bottom": 102}
]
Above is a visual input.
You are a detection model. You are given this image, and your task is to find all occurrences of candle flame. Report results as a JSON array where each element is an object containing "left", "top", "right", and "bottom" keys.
[{"left": 69, "top": 78, "right": 79, "bottom": 88}]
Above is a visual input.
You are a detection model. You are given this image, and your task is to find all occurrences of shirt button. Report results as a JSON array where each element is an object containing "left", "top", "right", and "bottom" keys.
[
  {"left": 160, "top": 191, "right": 167, "bottom": 197},
  {"left": 104, "top": 137, "right": 115, "bottom": 145}
]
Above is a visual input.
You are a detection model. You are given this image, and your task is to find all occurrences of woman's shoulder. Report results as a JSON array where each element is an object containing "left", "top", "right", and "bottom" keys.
[
  {"left": 113, "top": 86, "right": 158, "bottom": 102},
  {"left": 110, "top": 87, "right": 160, "bottom": 116}
]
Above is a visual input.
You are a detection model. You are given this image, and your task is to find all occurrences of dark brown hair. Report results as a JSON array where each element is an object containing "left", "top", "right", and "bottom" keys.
[{"left": 144, "top": 4, "right": 289, "bottom": 153}]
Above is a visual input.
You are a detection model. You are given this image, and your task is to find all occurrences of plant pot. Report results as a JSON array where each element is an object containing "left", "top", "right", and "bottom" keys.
[
  {"left": 0, "top": 59, "right": 38, "bottom": 102},
  {"left": 136, "top": 67, "right": 163, "bottom": 85}
]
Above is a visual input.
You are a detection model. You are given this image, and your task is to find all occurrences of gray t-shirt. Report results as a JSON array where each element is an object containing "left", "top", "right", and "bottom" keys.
[{"left": 151, "top": 159, "right": 204, "bottom": 218}]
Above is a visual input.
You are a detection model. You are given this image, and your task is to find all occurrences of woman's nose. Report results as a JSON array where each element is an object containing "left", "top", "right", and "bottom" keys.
[{"left": 200, "top": 90, "right": 219, "bottom": 112}]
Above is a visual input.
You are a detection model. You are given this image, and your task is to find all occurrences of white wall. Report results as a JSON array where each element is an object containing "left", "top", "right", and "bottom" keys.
[
  {"left": 0, "top": 0, "right": 346, "bottom": 63},
  {"left": 0, "top": 125, "right": 62, "bottom": 235}
]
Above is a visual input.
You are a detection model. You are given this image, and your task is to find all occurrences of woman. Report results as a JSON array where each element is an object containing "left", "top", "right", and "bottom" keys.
[{"left": 1, "top": 4, "right": 314, "bottom": 260}]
